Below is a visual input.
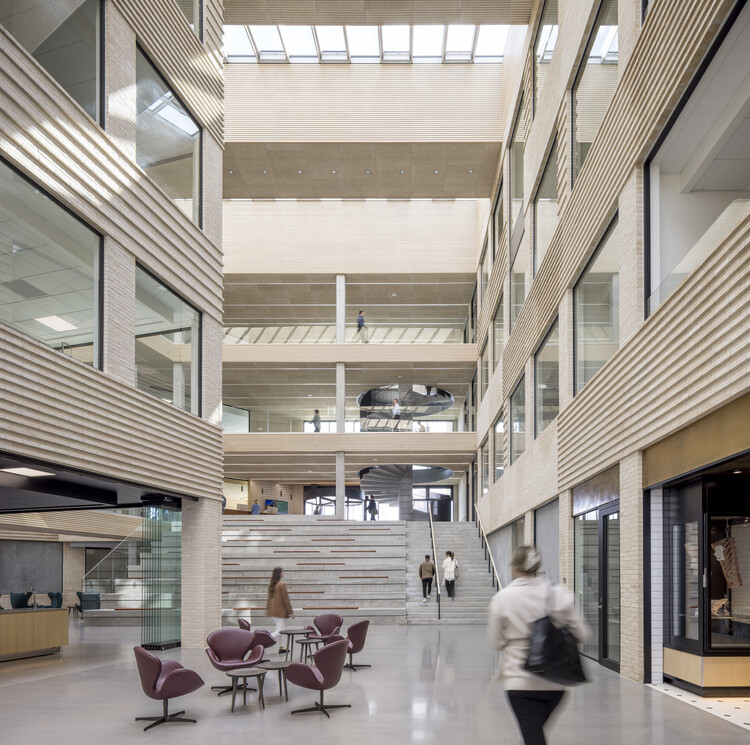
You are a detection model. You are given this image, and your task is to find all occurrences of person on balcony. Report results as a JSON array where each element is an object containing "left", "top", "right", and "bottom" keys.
[{"left": 356, "top": 310, "right": 369, "bottom": 343}]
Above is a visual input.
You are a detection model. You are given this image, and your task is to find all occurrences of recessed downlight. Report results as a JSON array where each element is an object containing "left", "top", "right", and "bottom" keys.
[
  {"left": 365, "top": 169, "right": 371, "bottom": 175},
  {"left": 262, "top": 170, "right": 269, "bottom": 175},
  {"left": 228, "top": 170, "right": 235, "bottom": 175},
  {"left": 399, "top": 169, "right": 405, "bottom": 175},
  {"left": 1, "top": 467, "right": 55, "bottom": 478},
  {"left": 331, "top": 170, "right": 337, "bottom": 174},
  {"left": 297, "top": 170, "right": 303, "bottom": 175},
  {"left": 434, "top": 170, "right": 440, "bottom": 175},
  {"left": 468, "top": 169, "right": 475, "bottom": 174},
  {"left": 734, "top": 469, "right": 743, "bottom": 474}
]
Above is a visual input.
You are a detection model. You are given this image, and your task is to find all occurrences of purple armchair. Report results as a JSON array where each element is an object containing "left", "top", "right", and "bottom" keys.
[
  {"left": 285, "top": 638, "right": 351, "bottom": 718},
  {"left": 205, "top": 628, "right": 264, "bottom": 696},
  {"left": 336, "top": 620, "right": 371, "bottom": 671},
  {"left": 133, "top": 646, "right": 204, "bottom": 731},
  {"left": 304, "top": 613, "right": 343, "bottom": 644},
  {"left": 237, "top": 619, "right": 277, "bottom": 653}
]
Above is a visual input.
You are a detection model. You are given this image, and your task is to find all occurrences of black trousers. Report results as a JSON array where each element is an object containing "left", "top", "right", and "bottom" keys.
[
  {"left": 506, "top": 690, "right": 565, "bottom": 745},
  {"left": 421, "top": 577, "right": 433, "bottom": 598},
  {"left": 444, "top": 579, "right": 455, "bottom": 597}
]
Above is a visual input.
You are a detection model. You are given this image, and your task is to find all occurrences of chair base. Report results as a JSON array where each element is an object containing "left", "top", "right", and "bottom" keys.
[
  {"left": 344, "top": 662, "right": 371, "bottom": 672},
  {"left": 212, "top": 683, "right": 255, "bottom": 697},
  {"left": 135, "top": 701, "right": 196, "bottom": 731},
  {"left": 291, "top": 701, "right": 351, "bottom": 719}
]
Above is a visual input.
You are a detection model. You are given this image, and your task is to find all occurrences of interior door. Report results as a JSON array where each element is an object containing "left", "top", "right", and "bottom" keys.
[{"left": 601, "top": 504, "right": 620, "bottom": 670}]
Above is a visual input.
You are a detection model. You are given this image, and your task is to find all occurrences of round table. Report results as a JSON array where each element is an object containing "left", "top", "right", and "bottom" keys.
[
  {"left": 258, "top": 660, "right": 292, "bottom": 700},
  {"left": 295, "top": 637, "right": 322, "bottom": 664},
  {"left": 225, "top": 667, "right": 267, "bottom": 713},
  {"left": 278, "top": 627, "right": 310, "bottom": 661}
]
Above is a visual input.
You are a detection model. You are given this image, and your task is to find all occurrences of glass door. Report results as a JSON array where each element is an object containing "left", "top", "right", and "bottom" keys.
[{"left": 602, "top": 506, "right": 620, "bottom": 667}]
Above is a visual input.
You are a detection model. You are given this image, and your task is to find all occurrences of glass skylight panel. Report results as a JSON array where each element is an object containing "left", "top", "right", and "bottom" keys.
[
  {"left": 279, "top": 25, "right": 317, "bottom": 61},
  {"left": 249, "top": 25, "right": 286, "bottom": 61},
  {"left": 382, "top": 24, "right": 410, "bottom": 61},
  {"left": 223, "top": 25, "right": 256, "bottom": 60},
  {"left": 536, "top": 23, "right": 558, "bottom": 62},
  {"left": 412, "top": 25, "right": 444, "bottom": 59},
  {"left": 445, "top": 24, "right": 476, "bottom": 61},
  {"left": 316, "top": 25, "right": 347, "bottom": 61},
  {"left": 475, "top": 25, "right": 510, "bottom": 60},
  {"left": 346, "top": 25, "right": 380, "bottom": 61},
  {"left": 589, "top": 26, "right": 619, "bottom": 62}
]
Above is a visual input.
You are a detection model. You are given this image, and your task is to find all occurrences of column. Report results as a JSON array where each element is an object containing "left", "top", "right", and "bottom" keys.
[
  {"left": 398, "top": 466, "right": 414, "bottom": 521},
  {"left": 336, "top": 274, "right": 346, "bottom": 344},
  {"left": 335, "top": 451, "right": 346, "bottom": 519},
  {"left": 336, "top": 362, "right": 345, "bottom": 432}
]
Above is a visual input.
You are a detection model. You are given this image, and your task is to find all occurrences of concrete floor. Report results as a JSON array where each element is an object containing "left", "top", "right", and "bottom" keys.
[{"left": 0, "top": 620, "right": 745, "bottom": 744}]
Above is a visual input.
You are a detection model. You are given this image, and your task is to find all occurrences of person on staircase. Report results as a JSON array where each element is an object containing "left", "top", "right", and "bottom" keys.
[
  {"left": 367, "top": 496, "right": 378, "bottom": 521},
  {"left": 419, "top": 555, "right": 436, "bottom": 602},
  {"left": 443, "top": 551, "right": 458, "bottom": 598},
  {"left": 266, "top": 567, "right": 294, "bottom": 654}
]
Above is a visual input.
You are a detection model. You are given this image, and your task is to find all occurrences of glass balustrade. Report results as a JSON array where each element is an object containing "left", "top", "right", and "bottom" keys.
[{"left": 223, "top": 323, "right": 465, "bottom": 344}]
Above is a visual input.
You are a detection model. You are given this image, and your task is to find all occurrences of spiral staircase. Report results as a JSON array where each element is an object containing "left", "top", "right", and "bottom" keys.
[{"left": 357, "top": 384, "right": 454, "bottom": 432}]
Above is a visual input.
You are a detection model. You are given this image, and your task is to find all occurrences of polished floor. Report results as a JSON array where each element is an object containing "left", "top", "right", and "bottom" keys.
[{"left": 0, "top": 621, "right": 745, "bottom": 744}]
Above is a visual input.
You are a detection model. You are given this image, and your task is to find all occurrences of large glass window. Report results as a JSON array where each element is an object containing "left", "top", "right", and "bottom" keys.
[
  {"left": 574, "top": 219, "right": 620, "bottom": 394},
  {"left": 572, "top": 0, "right": 618, "bottom": 184},
  {"left": 534, "top": 0, "right": 559, "bottom": 113},
  {"left": 0, "top": 158, "right": 101, "bottom": 366},
  {"left": 509, "top": 98, "right": 527, "bottom": 234},
  {"left": 480, "top": 239, "right": 490, "bottom": 306},
  {"left": 533, "top": 140, "right": 559, "bottom": 274},
  {"left": 135, "top": 265, "right": 201, "bottom": 415},
  {"left": 494, "top": 414, "right": 505, "bottom": 481},
  {"left": 480, "top": 438, "right": 490, "bottom": 496},
  {"left": 510, "top": 376, "right": 526, "bottom": 463},
  {"left": 136, "top": 48, "right": 201, "bottom": 225},
  {"left": 510, "top": 250, "right": 526, "bottom": 328},
  {"left": 0, "top": 0, "right": 102, "bottom": 123},
  {"left": 492, "top": 184, "right": 504, "bottom": 260},
  {"left": 493, "top": 295, "right": 503, "bottom": 370},
  {"left": 176, "top": 1, "right": 202, "bottom": 37},
  {"left": 480, "top": 339, "right": 489, "bottom": 399},
  {"left": 535, "top": 319, "right": 559, "bottom": 435}
]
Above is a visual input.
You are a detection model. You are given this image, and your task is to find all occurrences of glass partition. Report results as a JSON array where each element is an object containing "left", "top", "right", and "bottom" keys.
[
  {"left": 480, "top": 239, "right": 490, "bottom": 306},
  {"left": 575, "top": 510, "right": 601, "bottom": 659},
  {"left": 509, "top": 98, "right": 527, "bottom": 234},
  {"left": 572, "top": 0, "right": 619, "bottom": 184},
  {"left": 535, "top": 319, "right": 559, "bottom": 435},
  {"left": 510, "top": 250, "right": 526, "bottom": 328},
  {"left": 510, "top": 375, "right": 526, "bottom": 463},
  {"left": 480, "top": 439, "right": 490, "bottom": 496},
  {"left": 492, "top": 184, "right": 504, "bottom": 260},
  {"left": 222, "top": 404, "right": 250, "bottom": 433},
  {"left": 533, "top": 140, "right": 559, "bottom": 274},
  {"left": 136, "top": 47, "right": 201, "bottom": 225},
  {"left": 534, "top": 0, "right": 559, "bottom": 113},
  {"left": 0, "top": 157, "right": 101, "bottom": 366},
  {"left": 574, "top": 219, "right": 619, "bottom": 394},
  {"left": 494, "top": 413, "right": 505, "bottom": 481},
  {"left": 0, "top": 0, "right": 102, "bottom": 123},
  {"left": 480, "top": 339, "right": 489, "bottom": 399},
  {"left": 493, "top": 296, "right": 504, "bottom": 369},
  {"left": 135, "top": 265, "right": 201, "bottom": 415}
]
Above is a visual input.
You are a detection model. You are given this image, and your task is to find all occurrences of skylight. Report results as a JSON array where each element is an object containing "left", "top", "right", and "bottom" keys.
[
  {"left": 223, "top": 24, "right": 517, "bottom": 64},
  {"left": 589, "top": 26, "right": 618, "bottom": 62}
]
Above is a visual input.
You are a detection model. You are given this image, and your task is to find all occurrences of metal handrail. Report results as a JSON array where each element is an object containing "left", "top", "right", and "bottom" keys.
[
  {"left": 81, "top": 523, "right": 143, "bottom": 593},
  {"left": 473, "top": 502, "right": 502, "bottom": 591},
  {"left": 427, "top": 502, "right": 441, "bottom": 619}
]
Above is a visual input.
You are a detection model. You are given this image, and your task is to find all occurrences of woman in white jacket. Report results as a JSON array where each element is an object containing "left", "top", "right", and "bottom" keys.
[
  {"left": 488, "top": 545, "right": 586, "bottom": 745},
  {"left": 442, "top": 551, "right": 458, "bottom": 598}
]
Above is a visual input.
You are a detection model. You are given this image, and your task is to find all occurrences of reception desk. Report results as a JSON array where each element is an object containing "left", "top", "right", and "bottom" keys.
[{"left": 0, "top": 607, "right": 69, "bottom": 662}]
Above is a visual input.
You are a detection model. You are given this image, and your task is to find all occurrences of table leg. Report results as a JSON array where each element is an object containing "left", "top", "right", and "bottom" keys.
[
  {"left": 243, "top": 676, "right": 247, "bottom": 706},
  {"left": 258, "top": 675, "right": 265, "bottom": 710},
  {"left": 283, "top": 671, "right": 289, "bottom": 702},
  {"left": 231, "top": 679, "right": 238, "bottom": 713}
]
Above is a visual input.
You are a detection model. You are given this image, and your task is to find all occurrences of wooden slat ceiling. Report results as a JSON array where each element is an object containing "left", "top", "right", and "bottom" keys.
[{"left": 223, "top": 1, "right": 534, "bottom": 25}]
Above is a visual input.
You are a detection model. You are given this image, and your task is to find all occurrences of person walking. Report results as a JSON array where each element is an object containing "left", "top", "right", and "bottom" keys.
[
  {"left": 419, "top": 554, "right": 436, "bottom": 602},
  {"left": 250, "top": 499, "right": 261, "bottom": 515},
  {"left": 367, "top": 496, "right": 378, "bottom": 521},
  {"left": 391, "top": 398, "right": 401, "bottom": 430},
  {"left": 442, "top": 550, "right": 458, "bottom": 598},
  {"left": 488, "top": 545, "right": 587, "bottom": 745},
  {"left": 266, "top": 567, "right": 294, "bottom": 654},
  {"left": 356, "top": 310, "right": 369, "bottom": 343},
  {"left": 311, "top": 409, "right": 321, "bottom": 432}
]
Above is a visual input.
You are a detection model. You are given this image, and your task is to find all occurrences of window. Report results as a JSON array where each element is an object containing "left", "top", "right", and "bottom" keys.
[
  {"left": 572, "top": 0, "right": 619, "bottom": 184},
  {"left": 535, "top": 320, "right": 559, "bottom": 435},
  {"left": 222, "top": 405, "right": 249, "bottom": 433},
  {"left": 480, "top": 239, "right": 490, "bottom": 305},
  {"left": 646, "top": 1, "right": 750, "bottom": 314},
  {"left": 480, "top": 438, "right": 490, "bottom": 495},
  {"left": 493, "top": 296, "right": 504, "bottom": 370},
  {"left": 510, "top": 250, "right": 526, "bottom": 328},
  {"left": 0, "top": 157, "right": 101, "bottom": 366},
  {"left": 533, "top": 140, "right": 559, "bottom": 274},
  {"left": 135, "top": 265, "right": 201, "bottom": 415},
  {"left": 136, "top": 48, "right": 202, "bottom": 225},
  {"left": 492, "top": 183, "right": 504, "bottom": 260},
  {"left": 510, "top": 376, "right": 526, "bottom": 463},
  {"left": 533, "top": 0, "right": 559, "bottom": 113},
  {"left": 480, "top": 339, "right": 489, "bottom": 399},
  {"left": 176, "top": 0, "right": 202, "bottom": 38},
  {"left": 509, "top": 98, "right": 527, "bottom": 235},
  {"left": 0, "top": 0, "right": 102, "bottom": 123},
  {"left": 494, "top": 414, "right": 505, "bottom": 481},
  {"left": 574, "top": 220, "right": 620, "bottom": 394}
]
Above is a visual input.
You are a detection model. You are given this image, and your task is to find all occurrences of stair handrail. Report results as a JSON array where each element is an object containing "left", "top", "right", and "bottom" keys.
[
  {"left": 473, "top": 503, "right": 502, "bottom": 591},
  {"left": 81, "top": 522, "right": 144, "bottom": 593},
  {"left": 427, "top": 502, "right": 441, "bottom": 620}
]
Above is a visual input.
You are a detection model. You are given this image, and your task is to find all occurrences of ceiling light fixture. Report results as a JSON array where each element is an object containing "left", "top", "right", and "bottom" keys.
[
  {"left": 399, "top": 169, "right": 405, "bottom": 175},
  {"left": 262, "top": 170, "right": 269, "bottom": 175},
  {"left": 228, "top": 169, "right": 235, "bottom": 175},
  {"left": 392, "top": 293, "right": 397, "bottom": 297},
  {"left": 734, "top": 469, "right": 742, "bottom": 474},
  {"left": 365, "top": 169, "right": 371, "bottom": 175},
  {"left": 297, "top": 170, "right": 303, "bottom": 174},
  {"left": 434, "top": 170, "right": 440, "bottom": 174},
  {"left": 36, "top": 315, "right": 77, "bottom": 332},
  {"left": 1, "top": 467, "right": 55, "bottom": 478},
  {"left": 468, "top": 169, "right": 475, "bottom": 174}
]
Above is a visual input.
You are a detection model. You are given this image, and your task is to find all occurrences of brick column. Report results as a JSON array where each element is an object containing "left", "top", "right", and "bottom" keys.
[{"left": 181, "top": 496, "right": 222, "bottom": 646}]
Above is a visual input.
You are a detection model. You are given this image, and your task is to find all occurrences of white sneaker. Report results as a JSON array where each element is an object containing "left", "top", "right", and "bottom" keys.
[{"left": 422, "top": 598, "right": 427, "bottom": 603}]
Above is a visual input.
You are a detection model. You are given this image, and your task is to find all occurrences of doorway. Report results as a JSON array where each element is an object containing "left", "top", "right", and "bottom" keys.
[{"left": 574, "top": 502, "right": 620, "bottom": 670}]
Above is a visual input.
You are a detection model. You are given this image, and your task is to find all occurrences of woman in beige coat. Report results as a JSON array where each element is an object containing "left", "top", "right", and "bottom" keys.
[
  {"left": 488, "top": 546, "right": 586, "bottom": 745},
  {"left": 267, "top": 567, "right": 294, "bottom": 652}
]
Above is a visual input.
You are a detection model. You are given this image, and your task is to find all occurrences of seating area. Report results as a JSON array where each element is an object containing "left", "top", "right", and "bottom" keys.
[{"left": 133, "top": 614, "right": 371, "bottom": 728}]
